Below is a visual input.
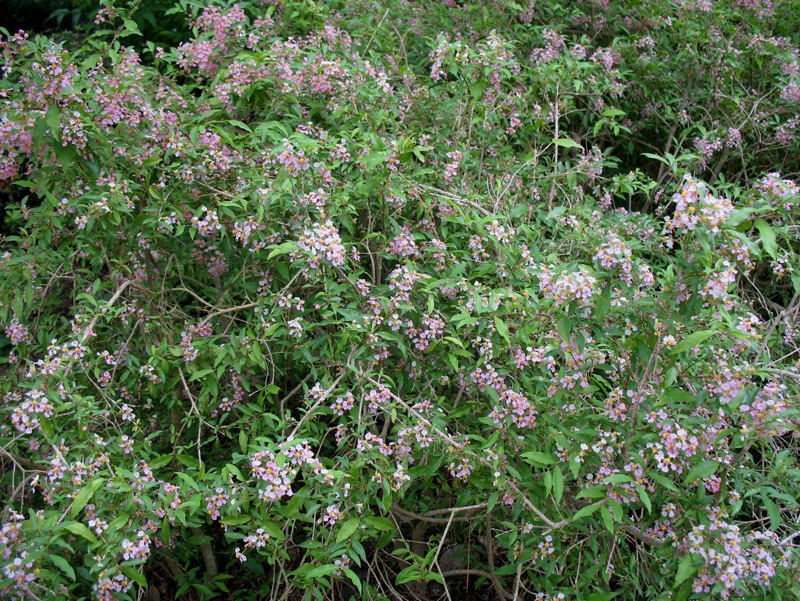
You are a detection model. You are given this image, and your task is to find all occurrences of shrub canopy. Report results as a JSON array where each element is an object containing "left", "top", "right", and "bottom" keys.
[{"left": 0, "top": 1, "right": 799, "bottom": 600}]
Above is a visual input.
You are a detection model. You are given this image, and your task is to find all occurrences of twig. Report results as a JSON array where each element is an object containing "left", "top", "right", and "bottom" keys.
[
  {"left": 431, "top": 509, "right": 455, "bottom": 569},
  {"left": 0, "top": 448, "right": 45, "bottom": 472},
  {"left": 286, "top": 371, "right": 347, "bottom": 441},
  {"left": 366, "top": 376, "right": 566, "bottom": 530},
  {"left": 362, "top": 9, "right": 390, "bottom": 57},
  {"left": 392, "top": 504, "right": 486, "bottom": 524}
]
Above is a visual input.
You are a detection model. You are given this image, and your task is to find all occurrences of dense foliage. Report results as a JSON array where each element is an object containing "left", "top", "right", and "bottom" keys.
[{"left": 1, "top": 1, "right": 799, "bottom": 600}]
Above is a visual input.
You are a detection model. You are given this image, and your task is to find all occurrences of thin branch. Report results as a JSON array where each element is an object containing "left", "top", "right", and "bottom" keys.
[{"left": 366, "top": 376, "right": 566, "bottom": 530}]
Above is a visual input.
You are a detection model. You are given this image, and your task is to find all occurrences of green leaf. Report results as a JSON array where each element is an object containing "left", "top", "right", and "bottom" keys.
[
  {"left": 122, "top": 566, "right": 147, "bottom": 587},
  {"left": 593, "top": 293, "right": 611, "bottom": 321},
  {"left": 260, "top": 521, "right": 285, "bottom": 540},
  {"left": 726, "top": 207, "right": 753, "bottom": 227},
  {"left": 343, "top": 568, "right": 363, "bottom": 593},
  {"left": 754, "top": 218, "right": 778, "bottom": 259},
  {"left": 600, "top": 505, "right": 615, "bottom": 534},
  {"left": 228, "top": 120, "right": 252, "bottom": 132},
  {"left": 602, "top": 474, "right": 632, "bottom": 485},
  {"left": 569, "top": 455, "right": 580, "bottom": 479},
  {"left": 396, "top": 565, "right": 421, "bottom": 584},
  {"left": 176, "top": 455, "right": 200, "bottom": 470},
  {"left": 250, "top": 345, "right": 266, "bottom": 369},
  {"left": 636, "top": 485, "right": 652, "bottom": 513},
  {"left": 674, "top": 554, "right": 695, "bottom": 587},
  {"left": 122, "top": 18, "right": 142, "bottom": 36},
  {"left": 521, "top": 451, "right": 557, "bottom": 467},
  {"left": 648, "top": 470, "right": 679, "bottom": 492},
  {"left": 162, "top": 517, "right": 171, "bottom": 547},
  {"left": 49, "top": 554, "right": 76, "bottom": 581},
  {"left": 672, "top": 330, "right": 714, "bottom": 354},
  {"left": 557, "top": 315, "right": 572, "bottom": 341},
  {"left": 683, "top": 460, "right": 718, "bottom": 484},
  {"left": 188, "top": 369, "right": 213, "bottom": 381},
  {"left": 553, "top": 138, "right": 582, "bottom": 149},
  {"left": 576, "top": 487, "right": 607, "bottom": 501},
  {"left": 221, "top": 515, "right": 253, "bottom": 526},
  {"left": 64, "top": 522, "right": 97, "bottom": 543},
  {"left": 761, "top": 495, "right": 782, "bottom": 530},
  {"left": 80, "top": 53, "right": 101, "bottom": 70},
  {"left": 306, "top": 564, "right": 339, "bottom": 579},
  {"left": 494, "top": 317, "right": 510, "bottom": 342},
  {"left": 448, "top": 354, "right": 459, "bottom": 371},
  {"left": 149, "top": 455, "right": 173, "bottom": 469},
  {"left": 71, "top": 478, "right": 105, "bottom": 518},
  {"left": 108, "top": 513, "right": 130, "bottom": 532},
  {"left": 336, "top": 518, "right": 361, "bottom": 543},
  {"left": 364, "top": 517, "right": 395, "bottom": 532},
  {"left": 641, "top": 152, "right": 671, "bottom": 166},
  {"left": 46, "top": 104, "right": 61, "bottom": 137},
  {"left": 608, "top": 499, "right": 624, "bottom": 523},
  {"left": 572, "top": 502, "right": 602, "bottom": 522},
  {"left": 552, "top": 466, "right": 564, "bottom": 503},
  {"left": 267, "top": 242, "right": 298, "bottom": 259}
]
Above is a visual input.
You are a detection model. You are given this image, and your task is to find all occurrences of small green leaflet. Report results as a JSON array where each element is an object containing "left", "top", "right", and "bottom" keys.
[
  {"left": 576, "top": 485, "right": 607, "bottom": 500},
  {"left": 754, "top": 218, "right": 778, "bottom": 259},
  {"left": 336, "top": 518, "right": 361, "bottom": 543},
  {"left": 521, "top": 451, "right": 557, "bottom": 467},
  {"left": 260, "top": 521, "right": 285, "bottom": 540},
  {"left": 343, "top": 568, "right": 363, "bottom": 593},
  {"left": 267, "top": 241, "right": 298, "bottom": 259},
  {"left": 306, "top": 564, "right": 339, "bottom": 579},
  {"left": 557, "top": 315, "right": 572, "bottom": 341},
  {"left": 122, "top": 19, "right": 142, "bottom": 37},
  {"left": 572, "top": 502, "right": 602, "bottom": 522},
  {"left": 122, "top": 567, "right": 147, "bottom": 587},
  {"left": 672, "top": 330, "right": 714, "bottom": 354},
  {"left": 636, "top": 484, "right": 652, "bottom": 513},
  {"left": 494, "top": 317, "right": 510, "bottom": 342},
  {"left": 648, "top": 470, "right": 679, "bottom": 492},
  {"left": 683, "top": 460, "right": 718, "bottom": 484},
  {"left": 46, "top": 104, "right": 61, "bottom": 137},
  {"left": 71, "top": 478, "right": 106, "bottom": 517},
  {"left": 674, "top": 554, "right": 696, "bottom": 587},
  {"left": 600, "top": 505, "right": 615, "bottom": 534},
  {"left": 553, "top": 138, "right": 582, "bottom": 149},
  {"left": 552, "top": 466, "right": 564, "bottom": 503},
  {"left": 49, "top": 554, "right": 76, "bottom": 581},
  {"left": 64, "top": 522, "right": 97, "bottom": 543},
  {"left": 364, "top": 516, "right": 394, "bottom": 531}
]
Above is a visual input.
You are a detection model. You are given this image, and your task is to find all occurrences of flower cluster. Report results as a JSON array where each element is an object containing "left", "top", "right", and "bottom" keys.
[
  {"left": 538, "top": 265, "right": 598, "bottom": 307},
  {"left": 4, "top": 317, "right": 31, "bottom": 345},
  {"left": 250, "top": 450, "right": 294, "bottom": 502},
  {"left": 330, "top": 391, "right": 355, "bottom": 416},
  {"left": 121, "top": 531, "right": 151, "bottom": 561},
  {"left": 488, "top": 389, "right": 538, "bottom": 429},
  {"left": 296, "top": 220, "right": 346, "bottom": 267},
  {"left": 179, "top": 322, "right": 213, "bottom": 363},
  {"left": 666, "top": 176, "right": 733, "bottom": 234},
  {"left": 10, "top": 389, "right": 53, "bottom": 434},
  {"left": 682, "top": 518, "right": 790, "bottom": 599},
  {"left": 204, "top": 487, "right": 230, "bottom": 521}
]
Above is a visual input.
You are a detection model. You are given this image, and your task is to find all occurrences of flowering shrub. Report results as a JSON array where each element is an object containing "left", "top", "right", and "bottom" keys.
[{"left": 0, "top": 1, "right": 799, "bottom": 600}]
